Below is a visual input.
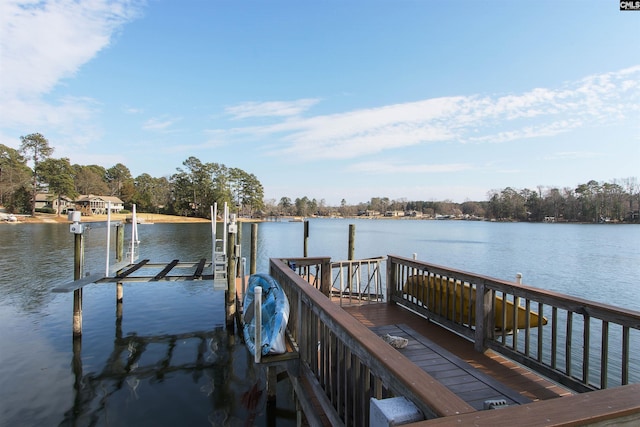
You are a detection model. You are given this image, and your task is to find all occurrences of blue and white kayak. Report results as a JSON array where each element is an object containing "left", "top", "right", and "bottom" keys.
[{"left": 243, "top": 273, "right": 290, "bottom": 356}]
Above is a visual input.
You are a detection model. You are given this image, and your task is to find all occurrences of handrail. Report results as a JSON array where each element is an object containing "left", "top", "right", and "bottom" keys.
[
  {"left": 415, "top": 383, "right": 640, "bottom": 426},
  {"left": 330, "top": 256, "right": 385, "bottom": 305},
  {"left": 280, "top": 257, "right": 332, "bottom": 295},
  {"left": 387, "top": 255, "right": 640, "bottom": 392},
  {"left": 270, "top": 257, "right": 475, "bottom": 424}
]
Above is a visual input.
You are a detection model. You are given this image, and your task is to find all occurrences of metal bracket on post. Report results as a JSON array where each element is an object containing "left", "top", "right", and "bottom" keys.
[{"left": 69, "top": 211, "right": 83, "bottom": 235}]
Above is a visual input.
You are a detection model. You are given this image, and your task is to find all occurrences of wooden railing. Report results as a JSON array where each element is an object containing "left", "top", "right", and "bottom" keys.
[
  {"left": 281, "top": 256, "right": 332, "bottom": 295},
  {"left": 270, "top": 257, "right": 476, "bottom": 425},
  {"left": 330, "top": 257, "right": 385, "bottom": 305},
  {"left": 387, "top": 255, "right": 640, "bottom": 393}
]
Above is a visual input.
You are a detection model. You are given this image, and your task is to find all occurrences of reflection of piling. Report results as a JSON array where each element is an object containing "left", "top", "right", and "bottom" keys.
[{"left": 72, "top": 333, "right": 83, "bottom": 414}]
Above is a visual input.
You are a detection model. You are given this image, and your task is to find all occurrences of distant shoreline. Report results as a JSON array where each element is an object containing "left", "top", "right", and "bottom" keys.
[
  {"left": 2, "top": 213, "right": 213, "bottom": 224},
  {"left": 2, "top": 212, "right": 635, "bottom": 225}
]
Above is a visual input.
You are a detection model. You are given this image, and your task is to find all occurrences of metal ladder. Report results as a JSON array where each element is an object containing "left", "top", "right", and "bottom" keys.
[{"left": 213, "top": 238, "right": 227, "bottom": 290}]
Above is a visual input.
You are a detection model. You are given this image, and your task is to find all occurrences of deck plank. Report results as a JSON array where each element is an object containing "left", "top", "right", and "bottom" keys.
[
  {"left": 343, "top": 302, "right": 572, "bottom": 402},
  {"left": 371, "top": 324, "right": 530, "bottom": 410}
]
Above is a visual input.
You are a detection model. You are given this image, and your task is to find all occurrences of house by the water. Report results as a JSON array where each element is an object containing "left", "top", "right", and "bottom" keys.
[{"left": 35, "top": 193, "right": 125, "bottom": 215}]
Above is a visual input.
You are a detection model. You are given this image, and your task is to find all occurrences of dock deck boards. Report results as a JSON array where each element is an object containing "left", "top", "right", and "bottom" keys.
[
  {"left": 341, "top": 301, "right": 572, "bottom": 403},
  {"left": 371, "top": 323, "right": 530, "bottom": 410}
]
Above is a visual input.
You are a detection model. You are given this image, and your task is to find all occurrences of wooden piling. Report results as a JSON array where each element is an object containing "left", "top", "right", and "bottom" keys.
[
  {"left": 348, "top": 224, "right": 355, "bottom": 291},
  {"left": 303, "top": 220, "right": 309, "bottom": 257},
  {"left": 116, "top": 223, "right": 124, "bottom": 307},
  {"left": 116, "top": 283, "right": 123, "bottom": 304},
  {"left": 348, "top": 224, "right": 355, "bottom": 261},
  {"left": 73, "top": 233, "right": 83, "bottom": 338},
  {"left": 116, "top": 223, "right": 124, "bottom": 263},
  {"left": 250, "top": 223, "right": 258, "bottom": 275},
  {"left": 226, "top": 229, "right": 237, "bottom": 330}
]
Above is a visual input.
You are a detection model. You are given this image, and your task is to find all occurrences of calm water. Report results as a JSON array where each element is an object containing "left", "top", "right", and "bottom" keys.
[{"left": 1, "top": 219, "right": 639, "bottom": 426}]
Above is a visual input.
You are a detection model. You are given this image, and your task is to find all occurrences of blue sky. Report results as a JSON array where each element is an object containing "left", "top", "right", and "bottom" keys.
[{"left": 1, "top": 1, "right": 638, "bottom": 205}]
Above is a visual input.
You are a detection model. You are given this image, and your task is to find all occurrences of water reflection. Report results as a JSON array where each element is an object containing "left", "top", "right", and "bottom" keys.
[
  {"left": 62, "top": 325, "right": 240, "bottom": 426},
  {"left": 53, "top": 277, "right": 293, "bottom": 427}
]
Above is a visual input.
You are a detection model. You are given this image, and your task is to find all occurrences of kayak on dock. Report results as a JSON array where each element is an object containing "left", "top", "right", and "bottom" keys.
[
  {"left": 243, "top": 273, "right": 290, "bottom": 356},
  {"left": 403, "top": 275, "right": 547, "bottom": 331}
]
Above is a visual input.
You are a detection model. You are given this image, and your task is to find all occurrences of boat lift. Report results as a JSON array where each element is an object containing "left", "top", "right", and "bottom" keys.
[{"left": 54, "top": 202, "right": 234, "bottom": 293}]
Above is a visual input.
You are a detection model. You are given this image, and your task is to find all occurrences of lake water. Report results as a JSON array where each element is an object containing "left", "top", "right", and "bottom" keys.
[{"left": 1, "top": 219, "right": 639, "bottom": 426}]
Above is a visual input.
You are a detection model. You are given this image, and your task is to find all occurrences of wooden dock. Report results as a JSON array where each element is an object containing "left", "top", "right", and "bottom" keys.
[
  {"left": 269, "top": 256, "right": 640, "bottom": 426},
  {"left": 370, "top": 323, "right": 532, "bottom": 409},
  {"left": 343, "top": 301, "right": 571, "bottom": 403}
]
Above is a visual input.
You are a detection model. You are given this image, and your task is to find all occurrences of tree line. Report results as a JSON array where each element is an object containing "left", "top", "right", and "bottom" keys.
[
  {"left": 263, "top": 181, "right": 639, "bottom": 223},
  {"left": 0, "top": 133, "right": 264, "bottom": 217},
  {"left": 485, "top": 180, "right": 639, "bottom": 223},
  {"left": 2, "top": 133, "right": 638, "bottom": 223}
]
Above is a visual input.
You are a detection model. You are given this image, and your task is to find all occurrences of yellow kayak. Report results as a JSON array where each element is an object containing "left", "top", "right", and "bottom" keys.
[{"left": 403, "top": 275, "right": 547, "bottom": 332}]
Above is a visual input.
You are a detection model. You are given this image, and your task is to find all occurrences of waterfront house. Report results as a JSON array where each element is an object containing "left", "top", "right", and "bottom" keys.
[
  {"left": 75, "top": 195, "right": 125, "bottom": 215},
  {"left": 35, "top": 192, "right": 75, "bottom": 213}
]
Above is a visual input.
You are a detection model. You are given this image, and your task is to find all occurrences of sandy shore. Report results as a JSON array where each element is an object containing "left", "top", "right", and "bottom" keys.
[{"left": 6, "top": 212, "right": 213, "bottom": 224}]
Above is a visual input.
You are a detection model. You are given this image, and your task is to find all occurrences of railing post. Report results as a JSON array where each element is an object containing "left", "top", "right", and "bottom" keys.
[
  {"left": 321, "top": 257, "right": 332, "bottom": 296},
  {"left": 474, "top": 281, "right": 492, "bottom": 352},
  {"left": 386, "top": 257, "right": 395, "bottom": 304}
]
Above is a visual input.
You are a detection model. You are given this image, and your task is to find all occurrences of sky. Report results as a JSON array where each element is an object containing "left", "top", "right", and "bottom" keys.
[{"left": 0, "top": 1, "right": 638, "bottom": 205}]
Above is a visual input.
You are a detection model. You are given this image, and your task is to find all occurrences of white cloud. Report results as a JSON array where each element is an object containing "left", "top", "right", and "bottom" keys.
[
  {"left": 544, "top": 151, "right": 602, "bottom": 161},
  {"left": 225, "top": 98, "right": 320, "bottom": 119},
  {"left": 123, "top": 106, "right": 144, "bottom": 114},
  {"left": 218, "top": 66, "right": 640, "bottom": 161},
  {"left": 142, "top": 116, "right": 181, "bottom": 132},
  {"left": 0, "top": 0, "right": 144, "bottom": 145},
  {"left": 0, "top": 0, "right": 143, "bottom": 98},
  {"left": 350, "top": 161, "right": 472, "bottom": 174}
]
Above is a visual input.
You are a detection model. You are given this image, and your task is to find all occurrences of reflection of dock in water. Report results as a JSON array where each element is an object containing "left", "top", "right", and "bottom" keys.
[{"left": 66, "top": 324, "right": 237, "bottom": 425}]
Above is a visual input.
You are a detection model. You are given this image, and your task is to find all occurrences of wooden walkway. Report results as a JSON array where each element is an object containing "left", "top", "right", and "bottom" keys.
[
  {"left": 371, "top": 324, "right": 531, "bottom": 410},
  {"left": 341, "top": 301, "right": 572, "bottom": 403}
]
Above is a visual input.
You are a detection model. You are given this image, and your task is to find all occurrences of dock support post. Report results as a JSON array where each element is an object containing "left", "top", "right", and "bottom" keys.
[
  {"left": 226, "top": 220, "right": 237, "bottom": 331},
  {"left": 348, "top": 224, "right": 355, "bottom": 260},
  {"left": 73, "top": 232, "right": 84, "bottom": 338},
  {"left": 250, "top": 223, "right": 258, "bottom": 275},
  {"left": 116, "top": 223, "right": 124, "bottom": 263},
  {"left": 115, "top": 223, "right": 124, "bottom": 310},
  {"left": 348, "top": 224, "right": 355, "bottom": 292},
  {"left": 267, "top": 366, "right": 277, "bottom": 402},
  {"left": 303, "top": 220, "right": 309, "bottom": 257}
]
